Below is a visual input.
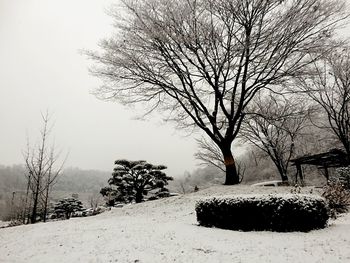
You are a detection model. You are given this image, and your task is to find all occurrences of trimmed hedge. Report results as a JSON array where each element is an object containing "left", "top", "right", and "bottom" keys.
[{"left": 195, "top": 194, "right": 329, "bottom": 232}]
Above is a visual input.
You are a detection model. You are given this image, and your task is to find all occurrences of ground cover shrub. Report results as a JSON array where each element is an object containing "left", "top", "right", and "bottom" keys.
[{"left": 195, "top": 194, "right": 329, "bottom": 232}]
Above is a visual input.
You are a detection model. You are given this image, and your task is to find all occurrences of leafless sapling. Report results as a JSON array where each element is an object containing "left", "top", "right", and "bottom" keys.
[{"left": 23, "top": 112, "right": 65, "bottom": 223}]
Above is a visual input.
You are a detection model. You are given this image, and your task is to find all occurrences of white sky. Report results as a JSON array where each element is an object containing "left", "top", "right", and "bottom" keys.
[{"left": 0, "top": 0, "right": 199, "bottom": 177}]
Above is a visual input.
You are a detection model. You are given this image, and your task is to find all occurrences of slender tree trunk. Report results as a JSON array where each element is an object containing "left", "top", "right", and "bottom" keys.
[
  {"left": 27, "top": 195, "right": 33, "bottom": 224},
  {"left": 31, "top": 179, "right": 40, "bottom": 223},
  {"left": 42, "top": 170, "right": 52, "bottom": 223},
  {"left": 23, "top": 173, "right": 31, "bottom": 224},
  {"left": 221, "top": 144, "right": 240, "bottom": 185},
  {"left": 42, "top": 187, "right": 49, "bottom": 222}
]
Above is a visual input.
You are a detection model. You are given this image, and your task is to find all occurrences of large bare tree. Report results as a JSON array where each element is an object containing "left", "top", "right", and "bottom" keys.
[
  {"left": 295, "top": 47, "right": 350, "bottom": 158},
  {"left": 88, "top": 0, "right": 348, "bottom": 184}
]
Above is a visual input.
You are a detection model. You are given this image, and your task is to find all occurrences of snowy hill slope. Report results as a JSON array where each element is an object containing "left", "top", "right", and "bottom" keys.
[{"left": 0, "top": 185, "right": 349, "bottom": 263}]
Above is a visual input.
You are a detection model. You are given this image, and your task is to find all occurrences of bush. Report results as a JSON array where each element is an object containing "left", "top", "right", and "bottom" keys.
[
  {"left": 322, "top": 182, "right": 350, "bottom": 218},
  {"left": 195, "top": 194, "right": 329, "bottom": 232},
  {"left": 335, "top": 167, "right": 350, "bottom": 189}
]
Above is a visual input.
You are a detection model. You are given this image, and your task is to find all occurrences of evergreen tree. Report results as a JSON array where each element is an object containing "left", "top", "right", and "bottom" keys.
[
  {"left": 106, "top": 160, "right": 173, "bottom": 203},
  {"left": 54, "top": 197, "right": 84, "bottom": 219}
]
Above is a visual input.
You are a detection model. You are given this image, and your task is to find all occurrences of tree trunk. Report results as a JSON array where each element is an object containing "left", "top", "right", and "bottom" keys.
[
  {"left": 276, "top": 163, "right": 288, "bottom": 182},
  {"left": 42, "top": 189, "right": 49, "bottom": 222},
  {"left": 221, "top": 145, "right": 240, "bottom": 185},
  {"left": 23, "top": 173, "right": 31, "bottom": 224},
  {"left": 42, "top": 179, "right": 51, "bottom": 222},
  {"left": 135, "top": 190, "right": 143, "bottom": 203},
  {"left": 281, "top": 174, "right": 288, "bottom": 182},
  {"left": 31, "top": 181, "right": 40, "bottom": 223}
]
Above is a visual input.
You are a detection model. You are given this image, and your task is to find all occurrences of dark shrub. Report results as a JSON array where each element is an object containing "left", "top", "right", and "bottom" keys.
[{"left": 195, "top": 194, "right": 329, "bottom": 232}]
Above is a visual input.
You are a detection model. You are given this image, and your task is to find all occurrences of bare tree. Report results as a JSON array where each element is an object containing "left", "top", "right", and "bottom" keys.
[
  {"left": 87, "top": 0, "right": 348, "bottom": 184},
  {"left": 194, "top": 137, "right": 245, "bottom": 181},
  {"left": 23, "top": 112, "right": 65, "bottom": 223},
  {"left": 294, "top": 47, "right": 350, "bottom": 158},
  {"left": 241, "top": 92, "right": 311, "bottom": 181},
  {"left": 170, "top": 171, "right": 192, "bottom": 194},
  {"left": 89, "top": 193, "right": 102, "bottom": 210}
]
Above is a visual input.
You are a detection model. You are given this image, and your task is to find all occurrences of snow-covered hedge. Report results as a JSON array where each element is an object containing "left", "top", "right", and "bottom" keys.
[{"left": 195, "top": 194, "right": 329, "bottom": 232}]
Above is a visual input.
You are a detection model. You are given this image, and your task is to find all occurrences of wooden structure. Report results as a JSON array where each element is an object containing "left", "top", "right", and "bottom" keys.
[{"left": 290, "top": 148, "right": 350, "bottom": 184}]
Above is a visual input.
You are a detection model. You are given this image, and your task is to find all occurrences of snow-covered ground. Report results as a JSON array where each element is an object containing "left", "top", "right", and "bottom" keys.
[
  {"left": 0, "top": 221, "right": 9, "bottom": 228},
  {"left": 0, "top": 185, "right": 349, "bottom": 263}
]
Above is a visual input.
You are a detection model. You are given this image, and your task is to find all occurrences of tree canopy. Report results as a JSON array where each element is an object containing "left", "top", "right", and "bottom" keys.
[{"left": 88, "top": 0, "right": 348, "bottom": 184}]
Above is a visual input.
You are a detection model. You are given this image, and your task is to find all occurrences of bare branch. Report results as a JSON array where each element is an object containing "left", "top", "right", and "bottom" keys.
[{"left": 293, "top": 46, "right": 350, "bottom": 157}]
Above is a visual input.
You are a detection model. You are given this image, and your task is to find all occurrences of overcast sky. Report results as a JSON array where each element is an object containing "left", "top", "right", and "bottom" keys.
[{"left": 0, "top": 0, "right": 200, "bottom": 177}]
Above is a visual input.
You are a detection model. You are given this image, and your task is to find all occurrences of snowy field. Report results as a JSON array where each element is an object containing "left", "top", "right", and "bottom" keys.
[
  {"left": 0, "top": 221, "right": 9, "bottom": 228},
  {"left": 0, "top": 185, "right": 349, "bottom": 263}
]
